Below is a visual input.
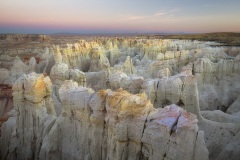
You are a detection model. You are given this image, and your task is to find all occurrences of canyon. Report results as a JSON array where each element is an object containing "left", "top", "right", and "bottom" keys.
[{"left": 0, "top": 34, "right": 240, "bottom": 160}]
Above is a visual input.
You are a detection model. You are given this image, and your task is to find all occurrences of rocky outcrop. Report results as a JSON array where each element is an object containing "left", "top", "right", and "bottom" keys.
[
  {"left": 1, "top": 35, "right": 240, "bottom": 160},
  {"left": 68, "top": 69, "right": 86, "bottom": 87},
  {"left": 50, "top": 45, "right": 86, "bottom": 90},
  {"left": 157, "top": 68, "right": 171, "bottom": 78},
  {"left": 199, "top": 118, "right": 240, "bottom": 160},
  {"left": 36, "top": 47, "right": 55, "bottom": 74},
  {"left": 194, "top": 57, "right": 240, "bottom": 111},
  {"left": 109, "top": 71, "right": 143, "bottom": 94},
  {"left": 0, "top": 57, "right": 38, "bottom": 127},
  {"left": 50, "top": 62, "right": 69, "bottom": 86},
  {"left": 88, "top": 47, "right": 110, "bottom": 72},
  {"left": 9, "top": 56, "right": 29, "bottom": 84},
  {"left": 227, "top": 95, "right": 240, "bottom": 115},
  {"left": 141, "top": 74, "right": 202, "bottom": 119},
  {"left": 112, "top": 56, "right": 137, "bottom": 75},
  {"left": 0, "top": 75, "right": 208, "bottom": 160},
  {"left": 0, "top": 73, "right": 56, "bottom": 160},
  {"left": 201, "top": 110, "right": 240, "bottom": 123}
]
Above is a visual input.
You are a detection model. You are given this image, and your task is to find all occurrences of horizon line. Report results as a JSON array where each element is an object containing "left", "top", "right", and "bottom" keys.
[{"left": 1, "top": 31, "right": 240, "bottom": 36}]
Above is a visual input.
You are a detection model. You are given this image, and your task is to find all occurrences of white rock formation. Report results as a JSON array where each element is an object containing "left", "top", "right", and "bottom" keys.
[
  {"left": 1, "top": 76, "right": 208, "bottom": 160},
  {"left": 194, "top": 57, "right": 240, "bottom": 111},
  {"left": 201, "top": 110, "right": 240, "bottom": 123},
  {"left": 88, "top": 47, "right": 110, "bottom": 72},
  {"left": 141, "top": 74, "right": 202, "bottom": 119},
  {"left": 112, "top": 56, "right": 137, "bottom": 75},
  {"left": 227, "top": 95, "right": 240, "bottom": 115},
  {"left": 157, "top": 68, "right": 171, "bottom": 78},
  {"left": 1, "top": 36, "right": 240, "bottom": 160},
  {"left": 50, "top": 46, "right": 69, "bottom": 86},
  {"left": 9, "top": 56, "right": 29, "bottom": 84},
  {"left": 68, "top": 69, "right": 86, "bottom": 87},
  {"left": 86, "top": 68, "right": 110, "bottom": 91},
  {"left": 199, "top": 118, "right": 240, "bottom": 160},
  {"left": 109, "top": 71, "right": 143, "bottom": 94},
  {"left": 0, "top": 73, "right": 56, "bottom": 160}
]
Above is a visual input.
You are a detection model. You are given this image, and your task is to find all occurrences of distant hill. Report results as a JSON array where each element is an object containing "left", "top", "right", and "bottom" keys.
[
  {"left": 0, "top": 34, "right": 51, "bottom": 41},
  {"left": 153, "top": 32, "right": 240, "bottom": 46}
]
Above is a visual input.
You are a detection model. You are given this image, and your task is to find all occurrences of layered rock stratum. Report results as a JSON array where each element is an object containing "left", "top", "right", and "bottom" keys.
[{"left": 0, "top": 34, "right": 240, "bottom": 160}]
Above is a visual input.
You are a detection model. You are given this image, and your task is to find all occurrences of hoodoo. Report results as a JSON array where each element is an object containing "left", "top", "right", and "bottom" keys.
[{"left": 0, "top": 34, "right": 240, "bottom": 160}]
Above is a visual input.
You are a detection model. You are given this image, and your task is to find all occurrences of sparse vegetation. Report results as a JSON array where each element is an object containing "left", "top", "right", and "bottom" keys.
[{"left": 153, "top": 32, "right": 240, "bottom": 46}]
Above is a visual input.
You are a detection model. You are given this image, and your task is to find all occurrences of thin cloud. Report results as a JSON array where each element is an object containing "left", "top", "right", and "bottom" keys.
[
  {"left": 154, "top": 11, "right": 167, "bottom": 16},
  {"left": 154, "top": 9, "right": 180, "bottom": 17},
  {"left": 126, "top": 16, "right": 146, "bottom": 20},
  {"left": 119, "top": 8, "right": 180, "bottom": 21},
  {"left": 118, "top": 15, "right": 146, "bottom": 21}
]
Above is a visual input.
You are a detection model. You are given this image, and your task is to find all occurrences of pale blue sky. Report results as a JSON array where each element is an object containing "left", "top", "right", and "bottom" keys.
[{"left": 0, "top": 0, "right": 239, "bottom": 34}]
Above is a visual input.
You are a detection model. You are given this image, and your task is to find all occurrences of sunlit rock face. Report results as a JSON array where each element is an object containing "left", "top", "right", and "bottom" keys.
[
  {"left": 88, "top": 47, "right": 110, "bottom": 72},
  {"left": 0, "top": 35, "right": 240, "bottom": 160},
  {"left": 50, "top": 45, "right": 86, "bottom": 87},
  {"left": 50, "top": 45, "right": 68, "bottom": 83},
  {"left": 112, "top": 56, "right": 137, "bottom": 75},
  {"left": 0, "top": 78, "right": 208, "bottom": 160}
]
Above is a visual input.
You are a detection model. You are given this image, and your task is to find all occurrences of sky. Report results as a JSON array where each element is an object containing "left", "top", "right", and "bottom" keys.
[{"left": 0, "top": 0, "right": 240, "bottom": 34}]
